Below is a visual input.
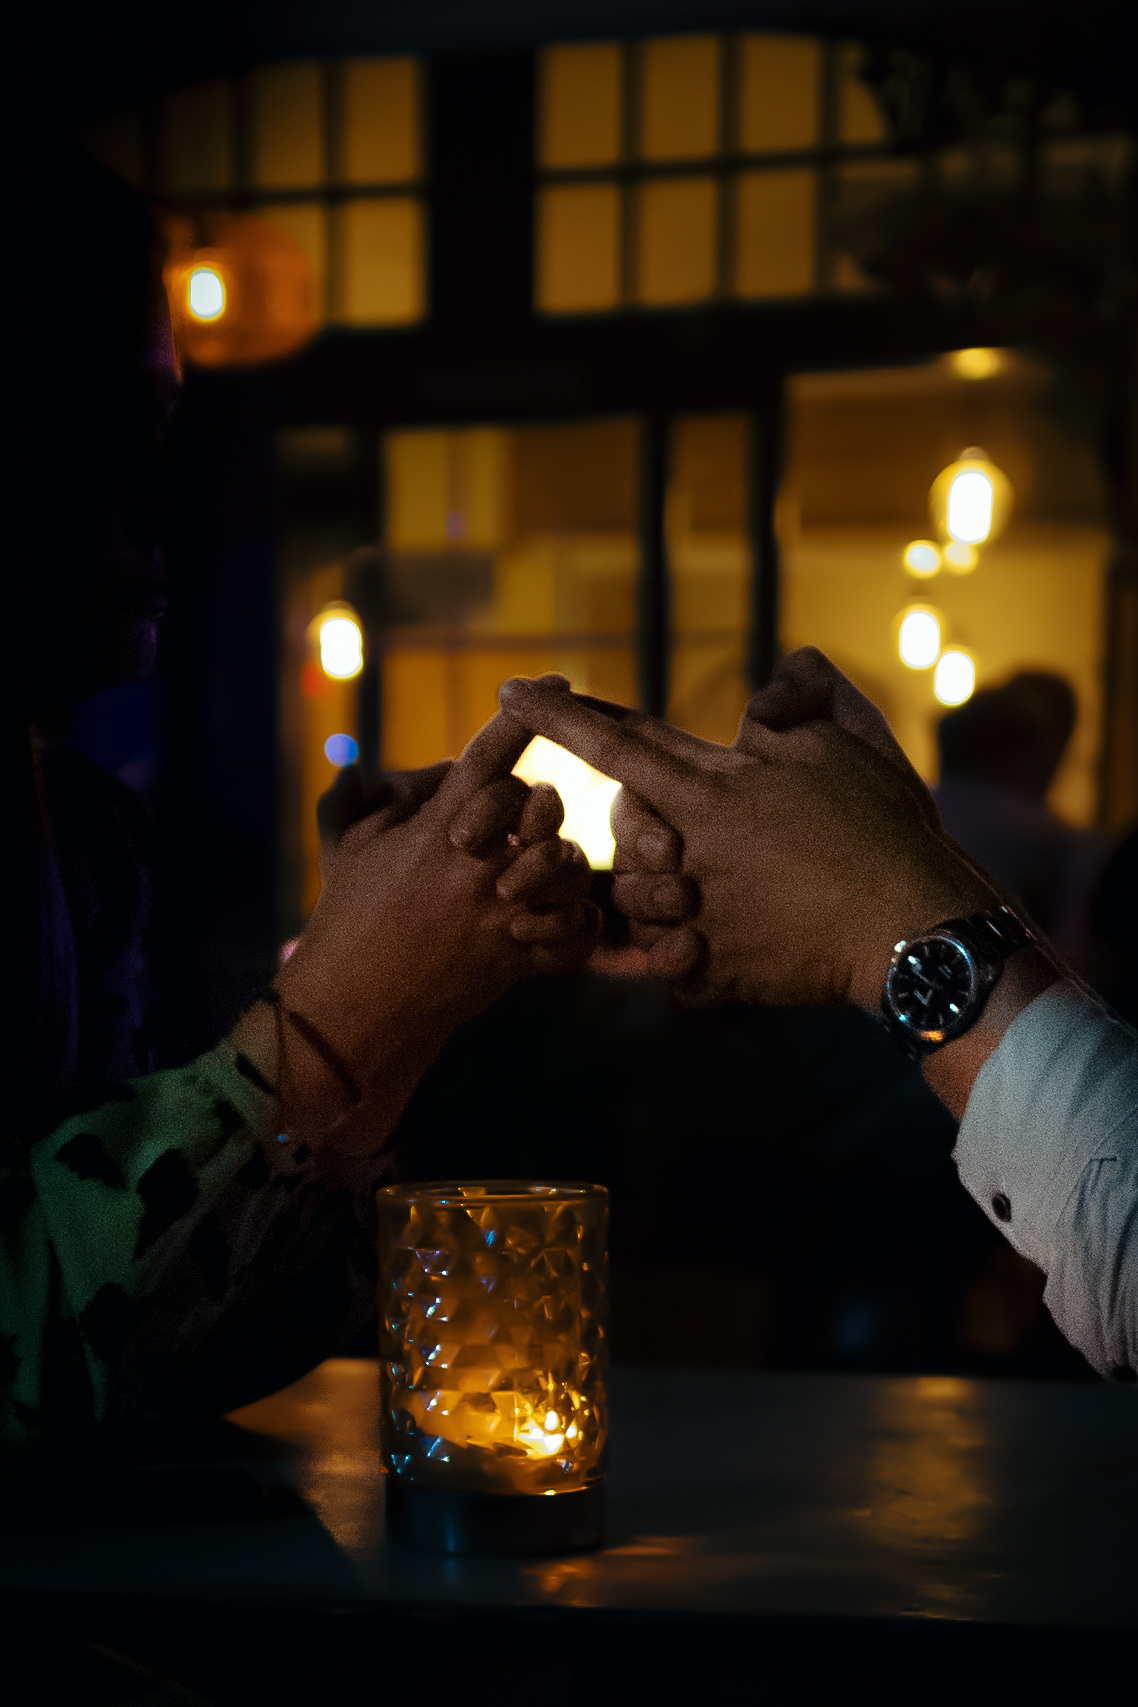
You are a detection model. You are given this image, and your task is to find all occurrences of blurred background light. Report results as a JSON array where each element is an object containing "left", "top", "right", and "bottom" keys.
[
  {"left": 903, "top": 540, "right": 941, "bottom": 577},
  {"left": 950, "top": 347, "right": 1003, "bottom": 380},
  {"left": 930, "top": 447, "right": 1011, "bottom": 548},
  {"left": 933, "top": 649, "right": 977, "bottom": 706},
  {"left": 942, "top": 541, "right": 978, "bottom": 573},
  {"left": 324, "top": 732, "right": 360, "bottom": 767},
  {"left": 162, "top": 215, "right": 320, "bottom": 367},
  {"left": 188, "top": 265, "right": 225, "bottom": 320},
  {"left": 513, "top": 736, "right": 620, "bottom": 869},
  {"left": 317, "top": 610, "right": 364, "bottom": 679},
  {"left": 898, "top": 607, "right": 941, "bottom": 670},
  {"left": 947, "top": 469, "right": 994, "bottom": 543}
]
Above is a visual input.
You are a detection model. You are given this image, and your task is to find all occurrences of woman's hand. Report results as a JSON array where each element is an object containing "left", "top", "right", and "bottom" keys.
[{"left": 262, "top": 709, "right": 597, "bottom": 1148}]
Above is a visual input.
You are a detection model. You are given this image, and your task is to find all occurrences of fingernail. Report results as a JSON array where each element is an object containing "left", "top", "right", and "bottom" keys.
[{"left": 638, "top": 832, "right": 668, "bottom": 861}]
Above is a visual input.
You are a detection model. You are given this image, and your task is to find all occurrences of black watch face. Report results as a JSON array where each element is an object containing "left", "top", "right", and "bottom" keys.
[{"left": 887, "top": 936, "right": 978, "bottom": 1042}]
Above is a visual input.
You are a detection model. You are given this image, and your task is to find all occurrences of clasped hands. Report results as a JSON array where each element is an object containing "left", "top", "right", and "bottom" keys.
[
  {"left": 256, "top": 646, "right": 1017, "bottom": 1153},
  {"left": 500, "top": 647, "right": 997, "bottom": 1015}
]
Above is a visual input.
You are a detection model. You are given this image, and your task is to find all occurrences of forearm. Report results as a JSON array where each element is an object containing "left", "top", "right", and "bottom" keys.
[
  {"left": 234, "top": 975, "right": 450, "bottom": 1158},
  {"left": 21, "top": 1032, "right": 390, "bottom": 1430},
  {"left": 845, "top": 851, "right": 1137, "bottom": 1379},
  {"left": 951, "top": 982, "right": 1138, "bottom": 1380}
]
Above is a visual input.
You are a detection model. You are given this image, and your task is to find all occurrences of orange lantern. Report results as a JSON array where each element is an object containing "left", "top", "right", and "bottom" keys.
[{"left": 162, "top": 211, "right": 320, "bottom": 368}]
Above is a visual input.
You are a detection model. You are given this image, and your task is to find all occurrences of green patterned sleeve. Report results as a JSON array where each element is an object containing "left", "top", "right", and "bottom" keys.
[{"left": 3, "top": 1041, "right": 386, "bottom": 1442}]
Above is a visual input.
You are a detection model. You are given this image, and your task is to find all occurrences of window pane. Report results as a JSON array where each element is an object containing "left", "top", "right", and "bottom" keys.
[
  {"left": 640, "top": 36, "right": 720, "bottom": 161},
  {"left": 158, "top": 80, "right": 233, "bottom": 194},
  {"left": 738, "top": 35, "right": 819, "bottom": 153},
  {"left": 668, "top": 415, "right": 752, "bottom": 742},
  {"left": 339, "top": 197, "right": 424, "bottom": 324},
  {"left": 342, "top": 57, "right": 420, "bottom": 183},
  {"left": 538, "top": 43, "right": 622, "bottom": 168},
  {"left": 379, "top": 421, "right": 641, "bottom": 861},
  {"left": 250, "top": 63, "right": 324, "bottom": 188},
  {"left": 636, "top": 177, "right": 717, "bottom": 305},
  {"left": 260, "top": 202, "right": 327, "bottom": 320},
  {"left": 535, "top": 183, "right": 622, "bottom": 313},
  {"left": 839, "top": 45, "right": 887, "bottom": 145},
  {"left": 735, "top": 168, "right": 815, "bottom": 298}
]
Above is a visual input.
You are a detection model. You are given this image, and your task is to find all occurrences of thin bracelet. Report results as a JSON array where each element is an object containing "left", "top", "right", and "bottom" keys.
[{"left": 253, "top": 987, "right": 362, "bottom": 1108}]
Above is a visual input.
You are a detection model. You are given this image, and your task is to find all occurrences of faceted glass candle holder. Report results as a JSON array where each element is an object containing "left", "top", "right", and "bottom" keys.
[{"left": 376, "top": 1181, "right": 608, "bottom": 1555}]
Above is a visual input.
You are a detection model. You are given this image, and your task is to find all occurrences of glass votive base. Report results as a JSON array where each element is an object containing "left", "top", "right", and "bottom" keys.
[
  {"left": 385, "top": 1479, "right": 604, "bottom": 1556},
  {"left": 377, "top": 1180, "right": 608, "bottom": 1555}
]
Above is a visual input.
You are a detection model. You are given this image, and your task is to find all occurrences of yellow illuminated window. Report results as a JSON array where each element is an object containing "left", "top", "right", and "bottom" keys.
[
  {"left": 533, "top": 31, "right": 885, "bottom": 318},
  {"left": 640, "top": 36, "right": 721, "bottom": 160},
  {"left": 386, "top": 430, "right": 452, "bottom": 548},
  {"left": 538, "top": 43, "right": 623, "bottom": 167},
  {"left": 735, "top": 169, "right": 816, "bottom": 298},
  {"left": 536, "top": 184, "right": 622, "bottom": 313},
  {"left": 739, "top": 35, "right": 820, "bottom": 152},
  {"left": 159, "top": 81, "right": 233, "bottom": 194},
  {"left": 378, "top": 421, "right": 641, "bottom": 833},
  {"left": 249, "top": 63, "right": 324, "bottom": 188},
  {"left": 342, "top": 58, "right": 420, "bottom": 183},
  {"left": 260, "top": 203, "right": 328, "bottom": 315},
  {"left": 839, "top": 44, "right": 887, "bottom": 145},
  {"left": 338, "top": 198, "right": 424, "bottom": 325},
  {"left": 636, "top": 177, "right": 718, "bottom": 305}
]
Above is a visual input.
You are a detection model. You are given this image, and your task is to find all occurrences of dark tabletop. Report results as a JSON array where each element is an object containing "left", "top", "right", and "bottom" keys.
[{"left": 3, "top": 1361, "right": 1135, "bottom": 1702}]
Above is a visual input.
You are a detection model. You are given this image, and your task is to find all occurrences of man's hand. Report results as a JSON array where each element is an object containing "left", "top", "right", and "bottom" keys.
[
  {"left": 500, "top": 656, "right": 994, "bottom": 1012},
  {"left": 606, "top": 647, "right": 948, "bottom": 979}
]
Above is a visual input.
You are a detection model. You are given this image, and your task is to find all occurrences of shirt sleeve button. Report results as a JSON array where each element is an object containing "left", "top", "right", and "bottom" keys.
[{"left": 991, "top": 1192, "right": 1012, "bottom": 1222}]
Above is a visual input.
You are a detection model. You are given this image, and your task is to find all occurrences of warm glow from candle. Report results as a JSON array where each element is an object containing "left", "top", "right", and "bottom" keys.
[
  {"left": 377, "top": 1182, "right": 608, "bottom": 1498},
  {"left": 514, "top": 736, "right": 620, "bottom": 869}
]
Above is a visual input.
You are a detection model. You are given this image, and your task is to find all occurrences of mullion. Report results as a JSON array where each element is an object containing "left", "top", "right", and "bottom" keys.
[{"left": 639, "top": 413, "right": 671, "bottom": 717}]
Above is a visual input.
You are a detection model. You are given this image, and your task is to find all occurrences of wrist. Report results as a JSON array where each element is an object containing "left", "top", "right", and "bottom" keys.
[
  {"left": 846, "top": 865, "right": 995, "bottom": 1015},
  {"left": 920, "top": 946, "right": 1058, "bottom": 1119}
]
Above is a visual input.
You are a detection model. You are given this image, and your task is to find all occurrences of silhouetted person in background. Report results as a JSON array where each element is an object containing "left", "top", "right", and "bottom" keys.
[{"left": 934, "top": 672, "right": 1108, "bottom": 950}]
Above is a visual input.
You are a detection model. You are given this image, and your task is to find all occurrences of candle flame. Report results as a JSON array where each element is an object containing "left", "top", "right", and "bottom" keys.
[{"left": 405, "top": 1387, "right": 580, "bottom": 1462}]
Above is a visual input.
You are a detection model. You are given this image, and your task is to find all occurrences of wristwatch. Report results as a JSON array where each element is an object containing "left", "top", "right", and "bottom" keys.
[{"left": 881, "top": 903, "right": 1034, "bottom": 1062}]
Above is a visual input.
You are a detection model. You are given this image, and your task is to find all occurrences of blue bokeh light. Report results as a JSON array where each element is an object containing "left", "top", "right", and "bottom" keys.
[{"left": 324, "top": 733, "right": 359, "bottom": 767}]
